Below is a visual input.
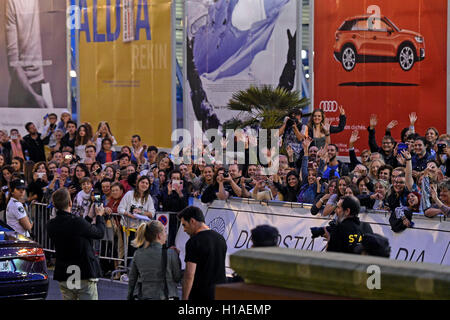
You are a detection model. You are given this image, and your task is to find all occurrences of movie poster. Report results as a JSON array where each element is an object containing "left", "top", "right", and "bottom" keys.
[{"left": 0, "top": 0, "right": 68, "bottom": 135}]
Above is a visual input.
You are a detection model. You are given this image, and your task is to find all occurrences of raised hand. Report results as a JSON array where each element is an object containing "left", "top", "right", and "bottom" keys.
[
  {"left": 349, "top": 130, "right": 360, "bottom": 146},
  {"left": 322, "top": 118, "right": 331, "bottom": 134},
  {"left": 339, "top": 105, "right": 345, "bottom": 116},
  {"left": 369, "top": 114, "right": 378, "bottom": 129},
  {"left": 386, "top": 120, "right": 398, "bottom": 131},
  {"left": 409, "top": 112, "right": 417, "bottom": 126},
  {"left": 302, "top": 136, "right": 313, "bottom": 150}
]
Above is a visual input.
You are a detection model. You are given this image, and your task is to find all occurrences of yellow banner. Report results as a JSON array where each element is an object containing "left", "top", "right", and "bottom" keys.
[{"left": 79, "top": 0, "right": 172, "bottom": 148}]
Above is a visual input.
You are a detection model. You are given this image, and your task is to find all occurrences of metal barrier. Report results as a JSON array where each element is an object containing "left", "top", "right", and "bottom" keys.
[{"left": 29, "top": 203, "right": 179, "bottom": 281}]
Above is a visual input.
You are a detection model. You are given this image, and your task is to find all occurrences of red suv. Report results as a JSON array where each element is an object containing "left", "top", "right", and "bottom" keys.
[{"left": 333, "top": 15, "right": 425, "bottom": 71}]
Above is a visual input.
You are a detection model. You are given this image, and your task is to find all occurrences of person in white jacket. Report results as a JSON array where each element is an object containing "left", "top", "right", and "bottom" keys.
[{"left": 118, "top": 176, "right": 155, "bottom": 258}]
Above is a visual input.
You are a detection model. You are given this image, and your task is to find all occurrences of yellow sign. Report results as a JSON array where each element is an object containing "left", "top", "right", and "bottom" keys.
[{"left": 79, "top": 0, "right": 173, "bottom": 148}]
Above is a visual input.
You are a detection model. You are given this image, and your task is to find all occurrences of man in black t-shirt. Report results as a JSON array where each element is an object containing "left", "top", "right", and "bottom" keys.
[{"left": 178, "top": 206, "right": 227, "bottom": 301}]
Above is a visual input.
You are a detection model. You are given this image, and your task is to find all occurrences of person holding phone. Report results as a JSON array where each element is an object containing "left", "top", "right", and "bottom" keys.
[
  {"left": 45, "top": 165, "right": 71, "bottom": 196},
  {"left": 27, "top": 161, "right": 49, "bottom": 203},
  {"left": 161, "top": 170, "right": 189, "bottom": 212}
]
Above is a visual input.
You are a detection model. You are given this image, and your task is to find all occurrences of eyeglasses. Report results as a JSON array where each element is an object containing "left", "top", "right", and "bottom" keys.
[{"left": 393, "top": 181, "right": 405, "bottom": 185}]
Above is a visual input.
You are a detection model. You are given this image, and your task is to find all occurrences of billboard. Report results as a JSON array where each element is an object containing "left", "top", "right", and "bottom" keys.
[
  {"left": 0, "top": 0, "right": 68, "bottom": 135},
  {"left": 184, "top": 0, "right": 298, "bottom": 135},
  {"left": 314, "top": 0, "right": 447, "bottom": 155},
  {"left": 78, "top": 0, "right": 173, "bottom": 148}
]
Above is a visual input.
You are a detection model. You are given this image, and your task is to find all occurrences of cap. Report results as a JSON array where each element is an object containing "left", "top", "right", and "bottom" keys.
[
  {"left": 10, "top": 179, "right": 26, "bottom": 191},
  {"left": 251, "top": 225, "right": 279, "bottom": 247}
]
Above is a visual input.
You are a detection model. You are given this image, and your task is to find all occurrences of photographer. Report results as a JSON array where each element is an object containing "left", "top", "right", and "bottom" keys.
[
  {"left": 47, "top": 188, "right": 105, "bottom": 300},
  {"left": 201, "top": 168, "right": 230, "bottom": 203},
  {"left": 279, "top": 109, "right": 306, "bottom": 162},
  {"left": 317, "top": 196, "right": 373, "bottom": 254}
]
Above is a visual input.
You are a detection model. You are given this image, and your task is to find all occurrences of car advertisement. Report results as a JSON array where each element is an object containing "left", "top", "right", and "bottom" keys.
[{"left": 314, "top": 0, "right": 447, "bottom": 156}]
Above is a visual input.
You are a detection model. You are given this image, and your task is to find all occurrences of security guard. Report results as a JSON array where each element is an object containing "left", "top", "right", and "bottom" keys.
[
  {"left": 324, "top": 196, "right": 372, "bottom": 254},
  {"left": 6, "top": 179, "right": 33, "bottom": 237}
]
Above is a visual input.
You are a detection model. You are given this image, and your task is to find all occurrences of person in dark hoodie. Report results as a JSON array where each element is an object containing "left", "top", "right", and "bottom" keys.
[{"left": 47, "top": 187, "right": 105, "bottom": 300}]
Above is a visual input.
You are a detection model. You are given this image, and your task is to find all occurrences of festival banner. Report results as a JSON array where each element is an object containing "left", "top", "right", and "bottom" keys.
[
  {"left": 184, "top": 0, "right": 298, "bottom": 135},
  {"left": 314, "top": 0, "right": 447, "bottom": 156},
  {"left": 175, "top": 199, "right": 450, "bottom": 273},
  {"left": 0, "top": 0, "right": 68, "bottom": 135},
  {"left": 79, "top": 0, "right": 173, "bottom": 148}
]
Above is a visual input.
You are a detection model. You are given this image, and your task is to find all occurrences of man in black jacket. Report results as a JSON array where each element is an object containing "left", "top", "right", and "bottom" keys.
[
  {"left": 47, "top": 187, "right": 105, "bottom": 300},
  {"left": 324, "top": 196, "right": 372, "bottom": 254},
  {"left": 23, "top": 122, "right": 51, "bottom": 162}
]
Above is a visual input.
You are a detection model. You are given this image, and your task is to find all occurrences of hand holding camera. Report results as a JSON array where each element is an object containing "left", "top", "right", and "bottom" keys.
[{"left": 94, "top": 203, "right": 105, "bottom": 217}]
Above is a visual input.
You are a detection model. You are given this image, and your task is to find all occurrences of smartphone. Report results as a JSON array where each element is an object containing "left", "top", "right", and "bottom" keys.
[
  {"left": 57, "top": 168, "right": 62, "bottom": 175},
  {"left": 438, "top": 143, "right": 446, "bottom": 154},
  {"left": 37, "top": 172, "right": 45, "bottom": 179},
  {"left": 172, "top": 179, "right": 180, "bottom": 188},
  {"left": 93, "top": 167, "right": 102, "bottom": 176},
  {"left": 397, "top": 143, "right": 408, "bottom": 155}
]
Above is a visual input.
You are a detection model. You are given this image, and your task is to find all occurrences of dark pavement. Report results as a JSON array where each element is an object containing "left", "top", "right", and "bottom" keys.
[{"left": 46, "top": 269, "right": 128, "bottom": 300}]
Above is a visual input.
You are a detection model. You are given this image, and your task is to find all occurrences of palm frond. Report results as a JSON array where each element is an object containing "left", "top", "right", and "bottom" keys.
[{"left": 225, "top": 85, "right": 310, "bottom": 130}]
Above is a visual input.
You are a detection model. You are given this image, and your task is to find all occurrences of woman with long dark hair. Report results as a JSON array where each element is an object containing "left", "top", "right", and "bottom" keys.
[
  {"left": 94, "top": 121, "right": 117, "bottom": 154},
  {"left": 273, "top": 170, "right": 301, "bottom": 202},
  {"left": 27, "top": 162, "right": 50, "bottom": 203},
  {"left": 306, "top": 107, "right": 346, "bottom": 149},
  {"left": 74, "top": 125, "right": 93, "bottom": 162}
]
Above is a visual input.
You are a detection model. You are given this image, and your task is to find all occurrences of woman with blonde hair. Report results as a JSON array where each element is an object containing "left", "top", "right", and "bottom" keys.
[{"left": 127, "top": 220, "right": 182, "bottom": 300}]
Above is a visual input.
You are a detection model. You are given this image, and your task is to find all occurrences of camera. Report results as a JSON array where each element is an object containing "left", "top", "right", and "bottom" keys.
[
  {"left": 286, "top": 116, "right": 295, "bottom": 128},
  {"left": 93, "top": 192, "right": 102, "bottom": 205},
  {"left": 129, "top": 205, "right": 137, "bottom": 214},
  {"left": 223, "top": 170, "right": 229, "bottom": 178},
  {"left": 310, "top": 220, "right": 337, "bottom": 239},
  {"left": 244, "top": 178, "right": 253, "bottom": 184},
  {"left": 1, "top": 186, "right": 8, "bottom": 192},
  {"left": 438, "top": 143, "right": 446, "bottom": 155},
  {"left": 93, "top": 167, "right": 102, "bottom": 176},
  {"left": 50, "top": 123, "right": 57, "bottom": 130}
]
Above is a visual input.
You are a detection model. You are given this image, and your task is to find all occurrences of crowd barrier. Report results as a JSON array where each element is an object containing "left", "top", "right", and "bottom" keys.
[
  {"left": 176, "top": 198, "right": 450, "bottom": 274},
  {"left": 28, "top": 203, "right": 179, "bottom": 281}
]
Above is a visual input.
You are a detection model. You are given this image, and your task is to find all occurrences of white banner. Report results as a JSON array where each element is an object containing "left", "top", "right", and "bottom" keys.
[{"left": 175, "top": 200, "right": 450, "bottom": 272}]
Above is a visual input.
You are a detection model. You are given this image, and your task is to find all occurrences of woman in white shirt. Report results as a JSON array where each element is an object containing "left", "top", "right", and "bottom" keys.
[
  {"left": 118, "top": 176, "right": 155, "bottom": 258},
  {"left": 94, "top": 122, "right": 117, "bottom": 154}
]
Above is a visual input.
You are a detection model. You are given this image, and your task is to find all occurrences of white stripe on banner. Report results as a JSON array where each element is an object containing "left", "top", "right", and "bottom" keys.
[{"left": 175, "top": 199, "right": 450, "bottom": 273}]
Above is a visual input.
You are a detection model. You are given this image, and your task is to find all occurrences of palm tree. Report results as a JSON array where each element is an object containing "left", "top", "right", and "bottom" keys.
[{"left": 222, "top": 85, "right": 309, "bottom": 131}]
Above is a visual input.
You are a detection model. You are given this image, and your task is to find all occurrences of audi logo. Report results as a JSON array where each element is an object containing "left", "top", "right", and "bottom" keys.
[{"left": 319, "top": 101, "right": 338, "bottom": 112}]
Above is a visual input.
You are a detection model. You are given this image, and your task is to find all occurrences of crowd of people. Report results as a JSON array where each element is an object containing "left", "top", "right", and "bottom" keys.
[
  {"left": 0, "top": 108, "right": 449, "bottom": 300},
  {"left": 1, "top": 109, "right": 449, "bottom": 237}
]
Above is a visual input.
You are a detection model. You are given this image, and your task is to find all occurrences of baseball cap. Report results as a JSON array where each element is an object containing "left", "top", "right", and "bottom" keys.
[{"left": 10, "top": 179, "right": 26, "bottom": 191}]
